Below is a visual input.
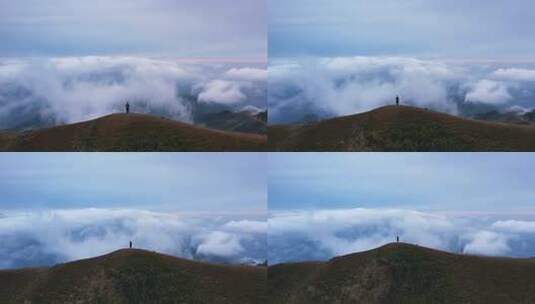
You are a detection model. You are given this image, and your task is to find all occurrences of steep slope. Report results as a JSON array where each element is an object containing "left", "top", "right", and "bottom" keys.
[
  {"left": 268, "top": 243, "right": 535, "bottom": 304},
  {"left": 0, "top": 113, "right": 266, "bottom": 151},
  {"left": 0, "top": 249, "right": 267, "bottom": 304},
  {"left": 269, "top": 106, "right": 535, "bottom": 151}
]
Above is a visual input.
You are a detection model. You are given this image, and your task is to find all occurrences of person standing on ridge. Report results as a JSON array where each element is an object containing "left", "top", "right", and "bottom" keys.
[
  {"left": 125, "top": 101, "right": 130, "bottom": 114},
  {"left": 396, "top": 95, "right": 400, "bottom": 106},
  {"left": 129, "top": 240, "right": 132, "bottom": 249},
  {"left": 396, "top": 235, "right": 399, "bottom": 243}
]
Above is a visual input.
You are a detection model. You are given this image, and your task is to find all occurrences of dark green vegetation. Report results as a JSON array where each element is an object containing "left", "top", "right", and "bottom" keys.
[
  {"left": 473, "top": 109, "right": 535, "bottom": 125},
  {"left": 196, "top": 110, "right": 267, "bottom": 134},
  {"left": 268, "top": 243, "right": 535, "bottom": 304},
  {"left": 269, "top": 106, "right": 535, "bottom": 151},
  {"left": 0, "top": 113, "right": 266, "bottom": 151},
  {"left": 0, "top": 249, "right": 267, "bottom": 304}
]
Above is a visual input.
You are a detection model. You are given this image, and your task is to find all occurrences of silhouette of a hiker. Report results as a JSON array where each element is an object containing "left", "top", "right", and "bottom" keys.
[
  {"left": 396, "top": 236, "right": 399, "bottom": 243},
  {"left": 129, "top": 241, "right": 132, "bottom": 249},
  {"left": 395, "top": 96, "right": 400, "bottom": 106},
  {"left": 125, "top": 102, "right": 130, "bottom": 114}
]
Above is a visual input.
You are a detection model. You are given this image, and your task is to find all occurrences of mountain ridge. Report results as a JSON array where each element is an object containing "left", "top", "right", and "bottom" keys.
[
  {"left": 0, "top": 112, "right": 266, "bottom": 151},
  {"left": 269, "top": 105, "right": 535, "bottom": 151},
  {"left": 268, "top": 242, "right": 535, "bottom": 304},
  {"left": 0, "top": 248, "right": 267, "bottom": 304}
]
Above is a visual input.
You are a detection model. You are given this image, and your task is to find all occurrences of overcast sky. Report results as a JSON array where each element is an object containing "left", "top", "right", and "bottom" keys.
[
  {"left": 269, "top": 153, "right": 535, "bottom": 262},
  {"left": 269, "top": 0, "right": 535, "bottom": 59},
  {"left": 269, "top": 153, "right": 535, "bottom": 214},
  {"left": 0, "top": 153, "right": 266, "bottom": 213},
  {"left": 0, "top": 0, "right": 266, "bottom": 58}
]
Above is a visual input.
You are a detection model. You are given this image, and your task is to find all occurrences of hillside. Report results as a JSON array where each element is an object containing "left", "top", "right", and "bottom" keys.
[
  {"left": 196, "top": 110, "right": 267, "bottom": 134},
  {"left": 0, "top": 249, "right": 267, "bottom": 304},
  {"left": 268, "top": 243, "right": 535, "bottom": 304},
  {"left": 473, "top": 109, "right": 535, "bottom": 125},
  {"left": 269, "top": 106, "right": 535, "bottom": 151},
  {"left": 0, "top": 113, "right": 266, "bottom": 151}
]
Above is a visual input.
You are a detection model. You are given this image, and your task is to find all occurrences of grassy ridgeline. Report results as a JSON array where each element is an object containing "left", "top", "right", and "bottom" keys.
[
  {"left": 0, "top": 249, "right": 267, "bottom": 304},
  {"left": 0, "top": 113, "right": 267, "bottom": 152},
  {"left": 269, "top": 105, "right": 535, "bottom": 151},
  {"left": 269, "top": 243, "right": 535, "bottom": 304}
]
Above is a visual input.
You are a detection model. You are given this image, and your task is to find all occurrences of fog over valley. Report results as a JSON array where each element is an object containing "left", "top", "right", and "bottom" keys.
[
  {"left": 269, "top": 208, "right": 535, "bottom": 264},
  {"left": 0, "top": 208, "right": 266, "bottom": 269},
  {"left": 269, "top": 56, "right": 535, "bottom": 123},
  {"left": 0, "top": 56, "right": 266, "bottom": 130}
]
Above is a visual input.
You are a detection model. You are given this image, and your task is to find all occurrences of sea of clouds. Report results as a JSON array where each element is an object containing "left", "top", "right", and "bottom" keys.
[
  {"left": 268, "top": 56, "right": 535, "bottom": 123},
  {"left": 0, "top": 56, "right": 266, "bottom": 130},
  {"left": 268, "top": 208, "right": 535, "bottom": 265},
  {"left": 0, "top": 208, "right": 266, "bottom": 269},
  {"left": 4, "top": 207, "right": 535, "bottom": 268}
]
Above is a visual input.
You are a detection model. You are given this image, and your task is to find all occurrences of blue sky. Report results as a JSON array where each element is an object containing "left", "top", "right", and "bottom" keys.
[
  {"left": 269, "top": 153, "right": 535, "bottom": 213},
  {"left": 0, "top": 0, "right": 266, "bottom": 58},
  {"left": 269, "top": 0, "right": 535, "bottom": 59},
  {"left": 0, "top": 153, "right": 266, "bottom": 213}
]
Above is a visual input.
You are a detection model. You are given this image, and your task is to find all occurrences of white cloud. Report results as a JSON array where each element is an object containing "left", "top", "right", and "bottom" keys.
[
  {"left": 492, "top": 68, "right": 535, "bottom": 82},
  {"left": 269, "top": 208, "right": 457, "bottom": 258},
  {"left": 507, "top": 105, "right": 532, "bottom": 114},
  {"left": 1, "top": 57, "right": 194, "bottom": 124},
  {"left": 223, "top": 220, "right": 267, "bottom": 234},
  {"left": 492, "top": 220, "right": 535, "bottom": 233},
  {"left": 268, "top": 56, "right": 535, "bottom": 123},
  {"left": 240, "top": 104, "right": 264, "bottom": 114},
  {"left": 0, "top": 208, "right": 266, "bottom": 269},
  {"left": 196, "top": 231, "right": 244, "bottom": 257},
  {"left": 268, "top": 208, "right": 535, "bottom": 264},
  {"left": 465, "top": 79, "right": 512, "bottom": 105},
  {"left": 197, "top": 79, "right": 247, "bottom": 104},
  {"left": 268, "top": 56, "right": 466, "bottom": 122},
  {"left": 463, "top": 231, "right": 510, "bottom": 256},
  {"left": 225, "top": 67, "right": 267, "bottom": 81},
  {"left": 0, "top": 56, "right": 266, "bottom": 129}
]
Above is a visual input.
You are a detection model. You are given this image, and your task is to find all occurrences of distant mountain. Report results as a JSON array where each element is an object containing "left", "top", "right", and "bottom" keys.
[
  {"left": 526, "top": 110, "right": 535, "bottom": 122},
  {"left": 269, "top": 105, "right": 535, "bottom": 151},
  {"left": 269, "top": 243, "right": 535, "bottom": 304},
  {"left": 0, "top": 249, "right": 267, "bottom": 304},
  {"left": 195, "top": 110, "right": 267, "bottom": 134},
  {"left": 0, "top": 113, "right": 267, "bottom": 151},
  {"left": 255, "top": 110, "right": 267, "bottom": 123},
  {"left": 473, "top": 109, "right": 535, "bottom": 125}
]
